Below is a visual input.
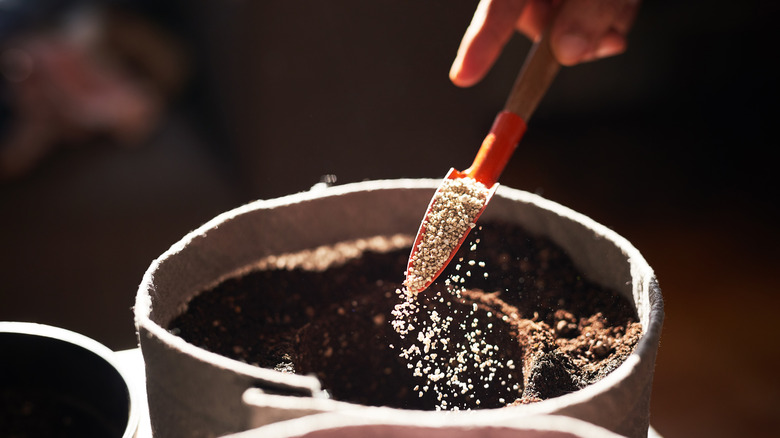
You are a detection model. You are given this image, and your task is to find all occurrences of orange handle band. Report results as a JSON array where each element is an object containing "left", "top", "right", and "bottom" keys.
[{"left": 465, "top": 111, "right": 527, "bottom": 186}]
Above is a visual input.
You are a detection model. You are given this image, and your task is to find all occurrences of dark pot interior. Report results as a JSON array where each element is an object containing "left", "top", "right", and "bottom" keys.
[{"left": 0, "top": 323, "right": 136, "bottom": 438}]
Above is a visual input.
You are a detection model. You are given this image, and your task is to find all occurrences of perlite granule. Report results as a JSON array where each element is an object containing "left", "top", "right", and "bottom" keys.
[
  {"left": 404, "top": 177, "right": 490, "bottom": 293},
  {"left": 393, "top": 230, "right": 517, "bottom": 410}
]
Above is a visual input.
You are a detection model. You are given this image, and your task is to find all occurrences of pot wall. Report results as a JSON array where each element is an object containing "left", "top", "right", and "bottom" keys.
[
  {"left": 224, "top": 413, "right": 628, "bottom": 438},
  {"left": 135, "top": 179, "right": 663, "bottom": 438}
]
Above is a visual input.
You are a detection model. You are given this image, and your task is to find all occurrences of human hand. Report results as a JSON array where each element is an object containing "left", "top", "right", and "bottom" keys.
[{"left": 450, "top": 0, "right": 641, "bottom": 87}]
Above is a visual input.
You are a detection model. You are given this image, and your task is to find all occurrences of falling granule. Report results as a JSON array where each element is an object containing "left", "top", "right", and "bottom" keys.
[
  {"left": 393, "top": 229, "right": 518, "bottom": 410},
  {"left": 404, "top": 177, "right": 490, "bottom": 294}
]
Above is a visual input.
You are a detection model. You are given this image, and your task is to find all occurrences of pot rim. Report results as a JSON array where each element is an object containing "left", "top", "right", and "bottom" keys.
[
  {"left": 227, "top": 412, "right": 627, "bottom": 438},
  {"left": 135, "top": 178, "right": 664, "bottom": 418},
  {"left": 0, "top": 321, "right": 141, "bottom": 438}
]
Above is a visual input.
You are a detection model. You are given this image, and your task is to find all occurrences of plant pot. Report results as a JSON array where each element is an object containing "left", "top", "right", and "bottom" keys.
[
  {"left": 0, "top": 322, "right": 140, "bottom": 438},
  {"left": 134, "top": 179, "right": 663, "bottom": 438},
  {"left": 223, "top": 412, "right": 630, "bottom": 438}
]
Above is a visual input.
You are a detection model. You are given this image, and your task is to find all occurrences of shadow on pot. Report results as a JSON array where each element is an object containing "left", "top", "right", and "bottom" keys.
[{"left": 0, "top": 322, "right": 140, "bottom": 438}]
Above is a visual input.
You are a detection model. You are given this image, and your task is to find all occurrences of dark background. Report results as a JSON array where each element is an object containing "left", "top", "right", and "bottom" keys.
[{"left": 1, "top": 1, "right": 776, "bottom": 436}]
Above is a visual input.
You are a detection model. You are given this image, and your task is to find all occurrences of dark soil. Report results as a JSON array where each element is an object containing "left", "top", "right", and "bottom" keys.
[{"left": 169, "top": 221, "right": 642, "bottom": 410}]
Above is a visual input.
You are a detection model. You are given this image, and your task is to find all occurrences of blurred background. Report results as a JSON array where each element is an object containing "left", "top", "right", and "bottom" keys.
[{"left": 0, "top": 0, "right": 776, "bottom": 436}]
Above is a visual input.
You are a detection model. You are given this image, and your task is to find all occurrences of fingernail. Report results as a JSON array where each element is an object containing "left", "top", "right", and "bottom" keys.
[{"left": 556, "top": 33, "right": 589, "bottom": 65}]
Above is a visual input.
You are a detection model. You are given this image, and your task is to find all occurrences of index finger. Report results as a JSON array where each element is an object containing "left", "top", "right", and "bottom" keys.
[{"left": 449, "top": 0, "right": 530, "bottom": 88}]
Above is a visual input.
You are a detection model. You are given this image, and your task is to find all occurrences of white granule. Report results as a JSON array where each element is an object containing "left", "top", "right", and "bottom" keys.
[
  {"left": 392, "top": 230, "right": 515, "bottom": 410},
  {"left": 404, "top": 177, "right": 489, "bottom": 294}
]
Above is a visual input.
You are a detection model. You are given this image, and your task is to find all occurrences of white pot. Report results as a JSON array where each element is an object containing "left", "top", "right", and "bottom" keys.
[
  {"left": 224, "top": 412, "right": 631, "bottom": 438},
  {"left": 0, "top": 322, "right": 140, "bottom": 438},
  {"left": 134, "top": 179, "right": 663, "bottom": 438}
]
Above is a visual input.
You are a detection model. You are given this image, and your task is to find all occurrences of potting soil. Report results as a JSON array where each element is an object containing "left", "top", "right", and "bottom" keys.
[{"left": 168, "top": 221, "right": 642, "bottom": 410}]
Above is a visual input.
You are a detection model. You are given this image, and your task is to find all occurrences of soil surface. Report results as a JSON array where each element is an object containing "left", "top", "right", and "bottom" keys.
[{"left": 169, "top": 221, "right": 642, "bottom": 410}]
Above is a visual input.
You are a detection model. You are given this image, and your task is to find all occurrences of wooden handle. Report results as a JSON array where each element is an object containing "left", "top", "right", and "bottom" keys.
[
  {"left": 504, "top": 32, "right": 560, "bottom": 122},
  {"left": 464, "top": 26, "right": 560, "bottom": 187}
]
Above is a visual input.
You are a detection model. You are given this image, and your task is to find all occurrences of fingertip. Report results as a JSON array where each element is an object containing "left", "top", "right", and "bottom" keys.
[
  {"left": 449, "top": 50, "right": 488, "bottom": 88},
  {"left": 449, "top": 67, "right": 478, "bottom": 88},
  {"left": 554, "top": 32, "right": 590, "bottom": 66},
  {"left": 449, "top": 59, "right": 466, "bottom": 87},
  {"left": 553, "top": 31, "right": 627, "bottom": 66},
  {"left": 594, "top": 33, "right": 627, "bottom": 59}
]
